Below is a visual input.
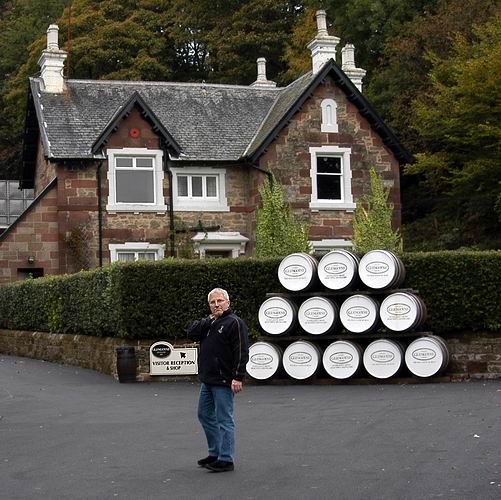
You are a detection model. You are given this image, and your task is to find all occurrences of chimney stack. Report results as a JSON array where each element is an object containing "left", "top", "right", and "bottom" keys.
[
  {"left": 307, "top": 10, "right": 340, "bottom": 75},
  {"left": 341, "top": 44, "right": 366, "bottom": 92},
  {"left": 38, "top": 24, "right": 67, "bottom": 93},
  {"left": 250, "top": 58, "right": 277, "bottom": 88}
]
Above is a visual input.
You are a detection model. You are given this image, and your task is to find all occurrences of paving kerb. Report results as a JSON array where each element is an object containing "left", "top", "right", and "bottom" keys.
[{"left": 1, "top": 355, "right": 501, "bottom": 500}]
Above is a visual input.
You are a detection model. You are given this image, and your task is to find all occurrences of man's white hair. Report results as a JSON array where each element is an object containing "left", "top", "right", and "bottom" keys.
[{"left": 208, "top": 287, "right": 230, "bottom": 302}]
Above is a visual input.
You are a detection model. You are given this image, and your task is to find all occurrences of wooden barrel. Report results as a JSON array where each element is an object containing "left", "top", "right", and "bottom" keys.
[
  {"left": 282, "top": 340, "right": 321, "bottom": 380},
  {"left": 258, "top": 296, "right": 297, "bottom": 336},
  {"left": 358, "top": 250, "right": 405, "bottom": 290},
  {"left": 116, "top": 347, "right": 137, "bottom": 383},
  {"left": 363, "top": 339, "right": 405, "bottom": 379},
  {"left": 298, "top": 296, "right": 339, "bottom": 335},
  {"left": 317, "top": 249, "right": 359, "bottom": 291},
  {"left": 339, "top": 294, "right": 379, "bottom": 334},
  {"left": 380, "top": 292, "right": 427, "bottom": 332},
  {"left": 246, "top": 342, "right": 283, "bottom": 380},
  {"left": 404, "top": 335, "right": 450, "bottom": 378},
  {"left": 278, "top": 253, "right": 318, "bottom": 292},
  {"left": 322, "top": 340, "right": 363, "bottom": 379}
]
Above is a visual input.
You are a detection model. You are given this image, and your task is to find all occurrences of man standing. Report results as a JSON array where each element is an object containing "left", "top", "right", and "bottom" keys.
[{"left": 187, "top": 287, "right": 249, "bottom": 473}]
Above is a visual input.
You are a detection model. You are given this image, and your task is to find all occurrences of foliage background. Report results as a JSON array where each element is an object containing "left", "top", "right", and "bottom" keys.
[{"left": 0, "top": 0, "right": 499, "bottom": 249}]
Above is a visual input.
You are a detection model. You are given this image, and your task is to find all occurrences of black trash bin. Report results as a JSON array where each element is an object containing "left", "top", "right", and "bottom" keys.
[{"left": 116, "top": 347, "right": 137, "bottom": 383}]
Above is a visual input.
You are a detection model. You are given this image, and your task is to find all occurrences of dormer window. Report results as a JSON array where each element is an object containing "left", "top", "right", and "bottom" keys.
[
  {"left": 106, "top": 148, "right": 167, "bottom": 212},
  {"left": 321, "top": 99, "right": 338, "bottom": 133}
]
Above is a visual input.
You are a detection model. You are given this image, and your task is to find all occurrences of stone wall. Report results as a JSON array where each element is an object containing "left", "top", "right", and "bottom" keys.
[
  {"left": 0, "top": 183, "right": 60, "bottom": 283},
  {"left": 259, "top": 76, "right": 402, "bottom": 240},
  {"left": 0, "top": 330, "right": 197, "bottom": 381},
  {"left": 1, "top": 329, "right": 500, "bottom": 382}
]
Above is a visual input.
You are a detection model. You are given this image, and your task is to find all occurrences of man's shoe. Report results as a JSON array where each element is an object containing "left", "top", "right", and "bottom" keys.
[
  {"left": 206, "top": 460, "right": 234, "bottom": 472},
  {"left": 197, "top": 455, "right": 218, "bottom": 467}
]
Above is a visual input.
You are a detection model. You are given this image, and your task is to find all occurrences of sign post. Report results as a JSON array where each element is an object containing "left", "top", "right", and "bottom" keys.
[{"left": 149, "top": 341, "right": 198, "bottom": 376}]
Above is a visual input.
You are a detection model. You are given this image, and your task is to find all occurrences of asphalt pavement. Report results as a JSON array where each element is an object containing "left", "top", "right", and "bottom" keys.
[{"left": 1, "top": 355, "right": 501, "bottom": 500}]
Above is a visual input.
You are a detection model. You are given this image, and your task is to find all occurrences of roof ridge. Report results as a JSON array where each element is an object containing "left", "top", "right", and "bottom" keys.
[{"left": 62, "top": 78, "right": 281, "bottom": 92}]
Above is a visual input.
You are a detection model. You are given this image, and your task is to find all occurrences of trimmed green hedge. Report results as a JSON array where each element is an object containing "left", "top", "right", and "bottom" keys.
[
  {"left": 0, "top": 252, "right": 499, "bottom": 338},
  {"left": 401, "top": 251, "right": 501, "bottom": 333}
]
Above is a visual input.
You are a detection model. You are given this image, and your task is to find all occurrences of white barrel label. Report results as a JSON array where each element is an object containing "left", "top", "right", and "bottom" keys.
[
  {"left": 359, "top": 250, "right": 399, "bottom": 289},
  {"left": 278, "top": 253, "right": 317, "bottom": 291},
  {"left": 246, "top": 342, "right": 281, "bottom": 380},
  {"left": 340, "top": 295, "right": 378, "bottom": 334},
  {"left": 405, "top": 336, "right": 449, "bottom": 378},
  {"left": 298, "top": 297, "right": 338, "bottom": 335},
  {"left": 283, "top": 341, "right": 320, "bottom": 380},
  {"left": 323, "top": 341, "right": 362, "bottom": 379},
  {"left": 380, "top": 293, "right": 422, "bottom": 332},
  {"left": 363, "top": 339, "right": 403, "bottom": 379},
  {"left": 258, "top": 297, "right": 296, "bottom": 335},
  {"left": 318, "top": 250, "right": 358, "bottom": 291}
]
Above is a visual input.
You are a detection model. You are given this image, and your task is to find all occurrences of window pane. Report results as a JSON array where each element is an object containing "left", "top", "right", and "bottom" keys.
[
  {"left": 192, "top": 176, "right": 202, "bottom": 197},
  {"left": 10, "top": 199, "right": 25, "bottom": 216},
  {"left": 116, "top": 170, "right": 154, "bottom": 203},
  {"left": 0, "top": 216, "right": 7, "bottom": 224},
  {"left": 178, "top": 176, "right": 188, "bottom": 197},
  {"left": 138, "top": 252, "right": 156, "bottom": 261},
  {"left": 136, "top": 158, "right": 153, "bottom": 168},
  {"left": 117, "top": 252, "right": 135, "bottom": 262},
  {"left": 24, "top": 189, "right": 34, "bottom": 199},
  {"left": 0, "top": 181, "right": 6, "bottom": 198},
  {"left": 206, "top": 177, "right": 217, "bottom": 197},
  {"left": 9, "top": 181, "right": 22, "bottom": 199},
  {"left": 317, "top": 156, "right": 341, "bottom": 174},
  {"left": 317, "top": 174, "right": 341, "bottom": 200},
  {"left": 116, "top": 157, "right": 133, "bottom": 168},
  {"left": 0, "top": 200, "right": 5, "bottom": 215}
]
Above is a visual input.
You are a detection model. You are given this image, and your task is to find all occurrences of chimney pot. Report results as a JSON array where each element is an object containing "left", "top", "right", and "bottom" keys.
[
  {"left": 47, "top": 24, "right": 59, "bottom": 50},
  {"left": 251, "top": 57, "right": 276, "bottom": 88},
  {"left": 257, "top": 57, "right": 267, "bottom": 81},
  {"left": 341, "top": 43, "right": 366, "bottom": 92},
  {"left": 341, "top": 44, "right": 355, "bottom": 69},
  {"left": 316, "top": 10, "right": 329, "bottom": 37}
]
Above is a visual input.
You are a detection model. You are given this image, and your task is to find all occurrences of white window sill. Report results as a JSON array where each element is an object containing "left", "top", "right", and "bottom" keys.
[
  {"left": 106, "top": 203, "right": 168, "bottom": 213},
  {"left": 309, "top": 201, "right": 356, "bottom": 212},
  {"left": 174, "top": 202, "right": 229, "bottom": 212}
]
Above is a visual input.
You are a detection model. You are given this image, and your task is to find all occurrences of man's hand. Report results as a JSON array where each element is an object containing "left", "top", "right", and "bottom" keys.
[{"left": 231, "top": 379, "right": 243, "bottom": 394}]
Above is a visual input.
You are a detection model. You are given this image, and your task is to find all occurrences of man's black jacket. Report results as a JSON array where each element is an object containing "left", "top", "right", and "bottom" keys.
[{"left": 187, "top": 309, "right": 249, "bottom": 387}]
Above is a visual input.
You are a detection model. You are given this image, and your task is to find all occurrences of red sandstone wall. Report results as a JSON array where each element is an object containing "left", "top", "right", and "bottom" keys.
[
  {"left": 258, "top": 76, "right": 402, "bottom": 243},
  {"left": 0, "top": 183, "right": 59, "bottom": 283}
]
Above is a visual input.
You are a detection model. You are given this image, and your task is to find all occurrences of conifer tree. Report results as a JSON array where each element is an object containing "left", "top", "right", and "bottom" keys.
[
  {"left": 353, "top": 168, "right": 402, "bottom": 254},
  {"left": 256, "top": 175, "right": 310, "bottom": 257}
]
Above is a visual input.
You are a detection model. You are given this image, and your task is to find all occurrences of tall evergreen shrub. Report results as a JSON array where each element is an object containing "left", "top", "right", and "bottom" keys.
[
  {"left": 255, "top": 175, "right": 310, "bottom": 257},
  {"left": 353, "top": 168, "right": 402, "bottom": 254}
]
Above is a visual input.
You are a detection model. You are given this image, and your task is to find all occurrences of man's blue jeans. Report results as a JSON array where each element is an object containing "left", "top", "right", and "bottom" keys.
[{"left": 197, "top": 383, "right": 235, "bottom": 463}]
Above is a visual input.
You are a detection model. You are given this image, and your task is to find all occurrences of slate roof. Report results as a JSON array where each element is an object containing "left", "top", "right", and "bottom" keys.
[
  {"left": 25, "top": 59, "right": 412, "bottom": 184},
  {"left": 29, "top": 78, "right": 280, "bottom": 161}
]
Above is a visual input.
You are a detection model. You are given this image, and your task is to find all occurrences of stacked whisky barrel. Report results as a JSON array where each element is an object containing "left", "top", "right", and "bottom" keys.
[{"left": 246, "top": 250, "right": 449, "bottom": 382}]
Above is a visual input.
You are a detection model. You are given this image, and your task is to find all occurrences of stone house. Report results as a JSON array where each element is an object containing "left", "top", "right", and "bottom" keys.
[{"left": 0, "top": 10, "right": 411, "bottom": 283}]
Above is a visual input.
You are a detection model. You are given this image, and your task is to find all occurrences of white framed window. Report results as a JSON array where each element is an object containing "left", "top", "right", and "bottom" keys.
[
  {"left": 310, "top": 239, "right": 353, "bottom": 256},
  {"left": 321, "top": 99, "right": 338, "bottom": 133},
  {"left": 109, "top": 242, "right": 165, "bottom": 263},
  {"left": 309, "top": 146, "right": 356, "bottom": 211},
  {"left": 106, "top": 148, "right": 167, "bottom": 212},
  {"left": 192, "top": 232, "right": 248, "bottom": 259},
  {"left": 170, "top": 167, "right": 229, "bottom": 212}
]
